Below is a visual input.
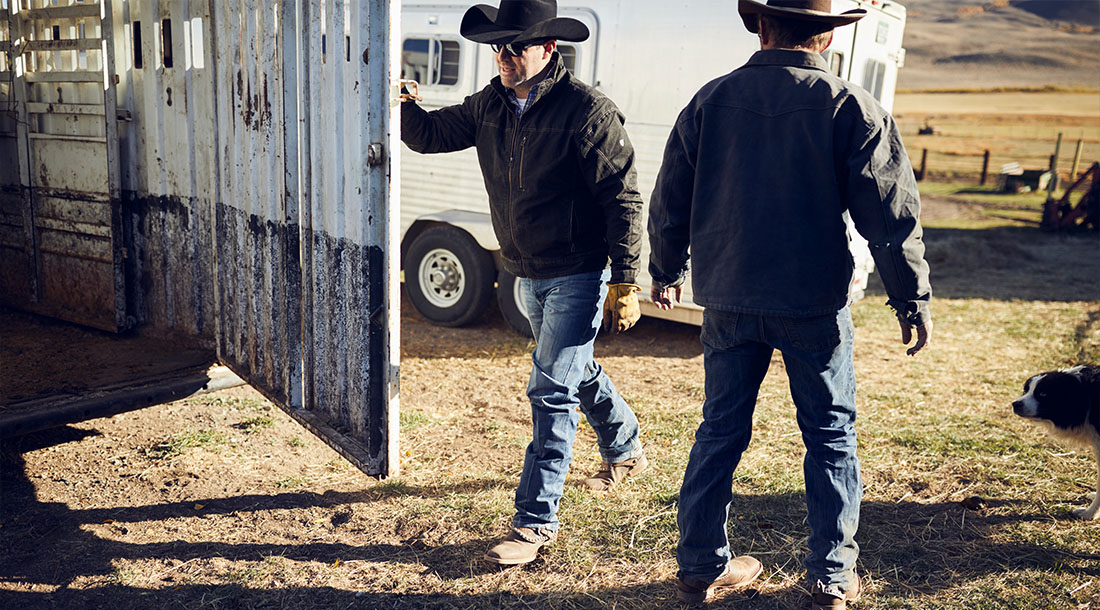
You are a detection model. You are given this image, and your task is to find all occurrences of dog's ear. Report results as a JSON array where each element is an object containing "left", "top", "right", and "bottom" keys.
[{"left": 1023, "top": 374, "right": 1040, "bottom": 394}]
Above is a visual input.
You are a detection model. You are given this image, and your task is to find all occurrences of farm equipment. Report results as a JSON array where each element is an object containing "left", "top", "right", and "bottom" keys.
[{"left": 1041, "top": 162, "right": 1100, "bottom": 232}]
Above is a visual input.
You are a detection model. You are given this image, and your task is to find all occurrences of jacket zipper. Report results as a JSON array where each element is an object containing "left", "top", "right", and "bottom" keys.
[
  {"left": 508, "top": 113, "right": 525, "bottom": 273},
  {"left": 518, "top": 136, "right": 527, "bottom": 191}
]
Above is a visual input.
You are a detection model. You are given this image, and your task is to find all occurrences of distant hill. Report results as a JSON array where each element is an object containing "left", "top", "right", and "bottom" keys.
[
  {"left": 898, "top": 0, "right": 1100, "bottom": 90},
  {"left": 1015, "top": 0, "right": 1099, "bottom": 25}
]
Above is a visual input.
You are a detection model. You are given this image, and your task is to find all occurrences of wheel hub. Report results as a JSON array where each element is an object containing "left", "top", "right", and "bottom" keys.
[{"left": 418, "top": 248, "right": 466, "bottom": 308}]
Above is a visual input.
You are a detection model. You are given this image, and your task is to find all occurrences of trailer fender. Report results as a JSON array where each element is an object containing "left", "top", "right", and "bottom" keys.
[{"left": 402, "top": 210, "right": 500, "bottom": 258}]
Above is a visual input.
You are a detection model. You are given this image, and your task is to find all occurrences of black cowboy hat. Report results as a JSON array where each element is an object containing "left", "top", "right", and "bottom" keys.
[
  {"left": 460, "top": 0, "right": 589, "bottom": 46},
  {"left": 738, "top": 0, "right": 866, "bottom": 34}
]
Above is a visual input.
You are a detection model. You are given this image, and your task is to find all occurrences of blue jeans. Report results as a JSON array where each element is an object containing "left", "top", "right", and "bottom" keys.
[
  {"left": 677, "top": 307, "right": 860, "bottom": 591},
  {"left": 513, "top": 269, "right": 643, "bottom": 531}
]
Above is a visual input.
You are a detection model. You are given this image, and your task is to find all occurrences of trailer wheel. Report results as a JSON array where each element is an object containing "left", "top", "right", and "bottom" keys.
[
  {"left": 405, "top": 226, "right": 494, "bottom": 327},
  {"left": 496, "top": 269, "right": 534, "bottom": 338}
]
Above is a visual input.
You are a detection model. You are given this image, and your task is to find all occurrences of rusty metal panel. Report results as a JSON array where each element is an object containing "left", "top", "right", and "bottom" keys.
[
  {"left": 296, "top": 0, "right": 401, "bottom": 477},
  {"left": 1, "top": 0, "right": 127, "bottom": 332},
  {"left": 210, "top": 0, "right": 300, "bottom": 415},
  {"left": 208, "top": 0, "right": 399, "bottom": 477},
  {"left": 118, "top": 0, "right": 217, "bottom": 340}
]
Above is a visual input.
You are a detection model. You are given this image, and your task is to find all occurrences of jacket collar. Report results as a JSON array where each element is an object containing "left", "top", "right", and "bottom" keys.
[
  {"left": 744, "top": 49, "right": 829, "bottom": 72},
  {"left": 491, "top": 52, "right": 568, "bottom": 104}
]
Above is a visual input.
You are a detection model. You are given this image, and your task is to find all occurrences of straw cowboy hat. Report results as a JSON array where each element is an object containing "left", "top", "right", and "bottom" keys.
[
  {"left": 460, "top": 0, "right": 590, "bottom": 46},
  {"left": 739, "top": 0, "right": 867, "bottom": 33}
]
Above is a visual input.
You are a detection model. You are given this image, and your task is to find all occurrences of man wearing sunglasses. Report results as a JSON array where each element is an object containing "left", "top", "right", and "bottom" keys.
[{"left": 401, "top": 0, "right": 647, "bottom": 567}]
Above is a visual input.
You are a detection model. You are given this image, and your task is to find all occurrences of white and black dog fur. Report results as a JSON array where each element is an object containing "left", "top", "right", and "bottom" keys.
[{"left": 1013, "top": 364, "right": 1100, "bottom": 520}]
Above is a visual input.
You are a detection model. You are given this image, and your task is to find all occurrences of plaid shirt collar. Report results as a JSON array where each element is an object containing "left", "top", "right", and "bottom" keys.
[
  {"left": 505, "top": 55, "right": 557, "bottom": 118},
  {"left": 507, "top": 85, "right": 540, "bottom": 117}
]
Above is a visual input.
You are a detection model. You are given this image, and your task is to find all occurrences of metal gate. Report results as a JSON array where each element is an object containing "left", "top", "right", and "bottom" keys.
[
  {"left": 210, "top": 0, "right": 400, "bottom": 477},
  {"left": 0, "top": 0, "right": 127, "bottom": 332}
]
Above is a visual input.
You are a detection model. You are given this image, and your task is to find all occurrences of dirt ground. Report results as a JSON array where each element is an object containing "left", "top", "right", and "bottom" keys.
[{"left": 1, "top": 191, "right": 1098, "bottom": 609}]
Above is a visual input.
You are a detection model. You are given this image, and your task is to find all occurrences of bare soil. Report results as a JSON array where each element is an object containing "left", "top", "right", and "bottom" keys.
[
  {"left": 0, "top": 308, "right": 215, "bottom": 405},
  {"left": 2, "top": 186, "right": 1099, "bottom": 609}
]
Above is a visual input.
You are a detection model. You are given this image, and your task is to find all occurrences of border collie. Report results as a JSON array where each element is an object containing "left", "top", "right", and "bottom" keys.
[{"left": 1013, "top": 365, "right": 1100, "bottom": 520}]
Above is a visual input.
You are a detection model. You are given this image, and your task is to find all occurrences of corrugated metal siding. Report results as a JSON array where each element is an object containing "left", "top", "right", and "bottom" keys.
[
  {"left": 297, "top": 0, "right": 399, "bottom": 476},
  {"left": 208, "top": 0, "right": 400, "bottom": 477},
  {"left": 120, "top": 0, "right": 217, "bottom": 340},
  {"left": 210, "top": 0, "right": 299, "bottom": 410}
]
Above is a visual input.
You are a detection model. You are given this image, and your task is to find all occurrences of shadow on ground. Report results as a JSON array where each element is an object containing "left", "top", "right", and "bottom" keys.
[{"left": 3, "top": 427, "right": 1097, "bottom": 609}]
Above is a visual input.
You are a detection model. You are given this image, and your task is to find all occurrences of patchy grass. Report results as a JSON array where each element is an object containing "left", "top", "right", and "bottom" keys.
[
  {"left": 233, "top": 416, "right": 276, "bottom": 434},
  {"left": 399, "top": 410, "right": 439, "bottom": 431},
  {"left": 144, "top": 428, "right": 228, "bottom": 460},
  {"left": 8, "top": 205, "right": 1097, "bottom": 610},
  {"left": 5, "top": 191, "right": 1099, "bottom": 610}
]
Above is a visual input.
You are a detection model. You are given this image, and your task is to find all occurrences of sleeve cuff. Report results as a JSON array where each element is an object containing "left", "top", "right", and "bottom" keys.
[
  {"left": 888, "top": 299, "right": 931, "bottom": 326},
  {"left": 610, "top": 269, "right": 638, "bottom": 285}
]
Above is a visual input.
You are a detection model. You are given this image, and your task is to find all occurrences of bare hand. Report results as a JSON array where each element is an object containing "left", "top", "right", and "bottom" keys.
[
  {"left": 899, "top": 319, "right": 932, "bottom": 356},
  {"left": 651, "top": 285, "right": 682, "bottom": 311}
]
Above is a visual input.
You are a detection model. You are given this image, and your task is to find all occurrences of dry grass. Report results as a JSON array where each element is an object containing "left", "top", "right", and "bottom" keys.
[
  {"left": 3, "top": 92, "right": 1100, "bottom": 609},
  {"left": 894, "top": 92, "right": 1100, "bottom": 181},
  {"left": 2, "top": 183, "right": 1098, "bottom": 609}
]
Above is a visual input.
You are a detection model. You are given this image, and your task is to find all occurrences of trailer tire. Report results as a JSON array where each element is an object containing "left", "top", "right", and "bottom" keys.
[
  {"left": 496, "top": 269, "right": 534, "bottom": 338},
  {"left": 405, "top": 226, "right": 495, "bottom": 327}
]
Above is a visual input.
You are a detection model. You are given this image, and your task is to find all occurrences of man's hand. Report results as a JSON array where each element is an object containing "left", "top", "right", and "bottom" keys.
[
  {"left": 899, "top": 319, "right": 932, "bottom": 356},
  {"left": 603, "top": 284, "right": 641, "bottom": 334},
  {"left": 398, "top": 79, "right": 422, "bottom": 102},
  {"left": 651, "top": 284, "right": 682, "bottom": 311}
]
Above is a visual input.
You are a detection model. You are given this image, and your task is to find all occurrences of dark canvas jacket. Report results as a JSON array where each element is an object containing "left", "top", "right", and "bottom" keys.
[
  {"left": 401, "top": 55, "right": 643, "bottom": 284},
  {"left": 648, "top": 49, "right": 932, "bottom": 325}
]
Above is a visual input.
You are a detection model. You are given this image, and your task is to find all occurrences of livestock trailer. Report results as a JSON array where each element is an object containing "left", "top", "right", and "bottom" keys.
[{"left": 1, "top": 0, "right": 402, "bottom": 477}]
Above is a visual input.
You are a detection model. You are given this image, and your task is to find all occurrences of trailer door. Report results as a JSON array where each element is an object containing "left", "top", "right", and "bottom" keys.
[
  {"left": 0, "top": 0, "right": 127, "bottom": 332},
  {"left": 210, "top": 1, "right": 400, "bottom": 477}
]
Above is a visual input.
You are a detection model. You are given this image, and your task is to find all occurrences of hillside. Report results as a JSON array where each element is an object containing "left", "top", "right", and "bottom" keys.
[{"left": 898, "top": 0, "right": 1100, "bottom": 89}]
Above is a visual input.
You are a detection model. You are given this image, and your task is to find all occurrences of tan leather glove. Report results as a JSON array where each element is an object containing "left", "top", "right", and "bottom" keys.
[{"left": 602, "top": 283, "right": 641, "bottom": 334}]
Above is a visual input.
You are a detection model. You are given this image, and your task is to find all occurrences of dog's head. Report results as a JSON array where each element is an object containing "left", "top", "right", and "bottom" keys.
[{"left": 1013, "top": 369, "right": 1091, "bottom": 428}]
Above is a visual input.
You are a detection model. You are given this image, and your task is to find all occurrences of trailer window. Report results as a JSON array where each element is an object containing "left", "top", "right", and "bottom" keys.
[
  {"left": 402, "top": 37, "right": 460, "bottom": 87},
  {"left": 862, "top": 59, "right": 886, "bottom": 102},
  {"left": 875, "top": 21, "right": 889, "bottom": 45},
  {"left": 823, "top": 50, "right": 845, "bottom": 77},
  {"left": 557, "top": 43, "right": 577, "bottom": 73}
]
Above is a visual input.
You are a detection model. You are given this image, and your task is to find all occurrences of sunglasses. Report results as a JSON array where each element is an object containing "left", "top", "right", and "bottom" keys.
[{"left": 491, "top": 41, "right": 544, "bottom": 57}]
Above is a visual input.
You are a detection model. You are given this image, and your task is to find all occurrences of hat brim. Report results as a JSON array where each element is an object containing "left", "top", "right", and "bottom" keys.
[
  {"left": 738, "top": 0, "right": 866, "bottom": 34},
  {"left": 460, "top": 5, "right": 590, "bottom": 45}
]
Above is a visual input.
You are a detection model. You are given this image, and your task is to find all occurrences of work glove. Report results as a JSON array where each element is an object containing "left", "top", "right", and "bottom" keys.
[{"left": 602, "top": 283, "right": 641, "bottom": 334}]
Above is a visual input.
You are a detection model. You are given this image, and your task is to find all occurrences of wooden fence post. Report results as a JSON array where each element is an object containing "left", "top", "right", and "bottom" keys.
[
  {"left": 1070, "top": 139, "right": 1084, "bottom": 182},
  {"left": 1048, "top": 133, "right": 1063, "bottom": 197},
  {"left": 980, "top": 149, "right": 990, "bottom": 186},
  {"left": 917, "top": 148, "right": 927, "bottom": 181}
]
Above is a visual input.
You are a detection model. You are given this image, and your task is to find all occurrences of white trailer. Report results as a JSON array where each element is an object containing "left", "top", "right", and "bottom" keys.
[{"left": 398, "top": 0, "right": 909, "bottom": 334}]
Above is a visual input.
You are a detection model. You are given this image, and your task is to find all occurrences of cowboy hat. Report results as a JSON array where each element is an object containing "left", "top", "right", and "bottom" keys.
[
  {"left": 460, "top": 0, "right": 589, "bottom": 45},
  {"left": 738, "top": 0, "right": 866, "bottom": 34}
]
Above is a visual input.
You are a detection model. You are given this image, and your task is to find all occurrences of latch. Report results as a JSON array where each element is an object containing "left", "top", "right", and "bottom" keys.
[
  {"left": 367, "top": 143, "right": 385, "bottom": 167},
  {"left": 890, "top": 48, "right": 906, "bottom": 68},
  {"left": 393, "top": 79, "right": 421, "bottom": 106}
]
